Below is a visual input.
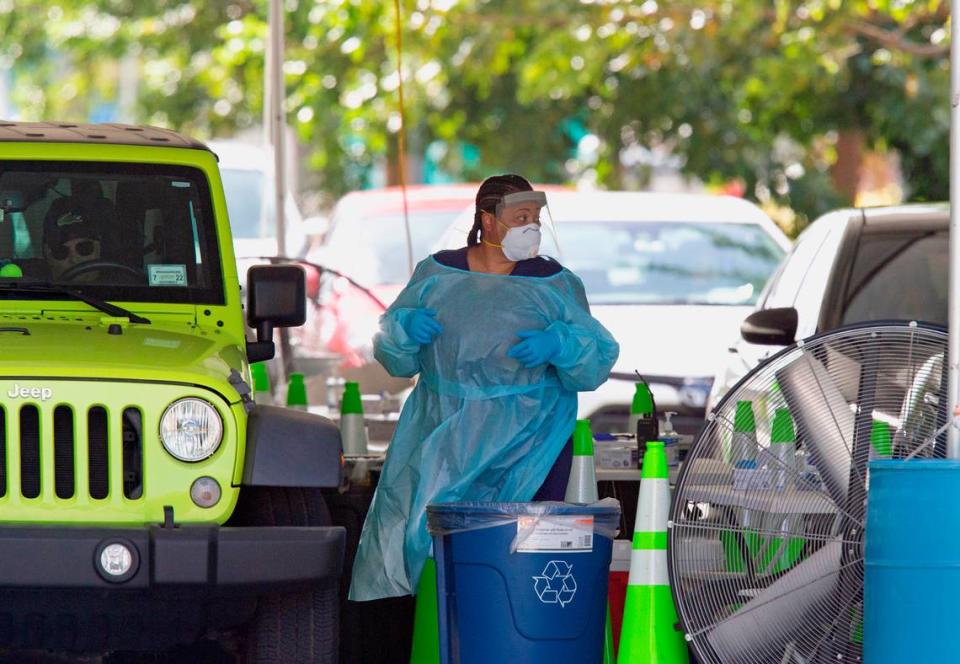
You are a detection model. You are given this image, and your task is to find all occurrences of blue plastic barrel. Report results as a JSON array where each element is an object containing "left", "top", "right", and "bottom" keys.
[
  {"left": 865, "top": 459, "right": 960, "bottom": 662},
  {"left": 427, "top": 501, "right": 619, "bottom": 664}
]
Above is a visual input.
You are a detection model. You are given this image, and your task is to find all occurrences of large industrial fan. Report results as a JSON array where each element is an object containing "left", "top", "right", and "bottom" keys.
[{"left": 669, "top": 322, "right": 949, "bottom": 664}]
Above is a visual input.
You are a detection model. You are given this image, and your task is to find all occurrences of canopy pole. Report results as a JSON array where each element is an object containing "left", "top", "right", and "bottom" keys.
[
  {"left": 268, "top": 0, "right": 286, "bottom": 257},
  {"left": 948, "top": 0, "right": 960, "bottom": 457},
  {"left": 266, "top": 0, "right": 291, "bottom": 385}
]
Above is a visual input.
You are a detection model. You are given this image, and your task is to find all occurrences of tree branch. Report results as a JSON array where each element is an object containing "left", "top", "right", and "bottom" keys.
[{"left": 847, "top": 20, "right": 948, "bottom": 58}]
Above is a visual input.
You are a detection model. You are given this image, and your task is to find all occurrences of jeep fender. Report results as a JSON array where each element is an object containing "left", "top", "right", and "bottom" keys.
[{"left": 242, "top": 405, "right": 342, "bottom": 487}]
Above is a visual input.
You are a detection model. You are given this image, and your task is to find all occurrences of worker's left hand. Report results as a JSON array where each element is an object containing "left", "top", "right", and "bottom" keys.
[{"left": 507, "top": 327, "right": 563, "bottom": 368}]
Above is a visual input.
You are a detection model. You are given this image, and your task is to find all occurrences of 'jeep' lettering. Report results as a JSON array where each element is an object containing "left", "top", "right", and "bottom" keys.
[{"left": 6, "top": 384, "right": 52, "bottom": 401}]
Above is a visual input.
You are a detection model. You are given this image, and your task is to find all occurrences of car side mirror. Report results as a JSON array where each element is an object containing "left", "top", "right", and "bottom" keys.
[
  {"left": 740, "top": 307, "right": 799, "bottom": 346},
  {"left": 246, "top": 264, "right": 307, "bottom": 362}
]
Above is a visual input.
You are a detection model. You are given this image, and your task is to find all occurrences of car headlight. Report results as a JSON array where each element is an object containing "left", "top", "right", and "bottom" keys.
[{"left": 159, "top": 398, "right": 224, "bottom": 462}]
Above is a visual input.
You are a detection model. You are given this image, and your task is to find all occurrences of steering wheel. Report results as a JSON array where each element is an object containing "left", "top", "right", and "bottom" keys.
[{"left": 58, "top": 260, "right": 144, "bottom": 283}]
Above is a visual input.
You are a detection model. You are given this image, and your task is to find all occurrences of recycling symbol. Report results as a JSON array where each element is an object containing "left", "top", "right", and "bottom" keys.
[{"left": 533, "top": 560, "right": 577, "bottom": 607}]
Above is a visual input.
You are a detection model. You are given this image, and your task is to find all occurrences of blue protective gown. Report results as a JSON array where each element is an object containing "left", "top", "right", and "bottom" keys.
[{"left": 348, "top": 256, "right": 619, "bottom": 601}]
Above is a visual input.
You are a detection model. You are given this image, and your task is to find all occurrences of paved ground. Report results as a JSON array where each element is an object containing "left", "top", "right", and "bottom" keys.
[{"left": 0, "top": 642, "right": 236, "bottom": 663}]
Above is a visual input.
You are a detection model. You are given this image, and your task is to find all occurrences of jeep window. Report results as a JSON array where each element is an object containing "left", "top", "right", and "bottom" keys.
[
  {"left": 0, "top": 161, "right": 224, "bottom": 304},
  {"left": 841, "top": 231, "right": 948, "bottom": 326}
]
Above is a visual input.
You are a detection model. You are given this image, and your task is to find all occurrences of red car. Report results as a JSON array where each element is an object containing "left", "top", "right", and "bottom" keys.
[{"left": 304, "top": 185, "right": 480, "bottom": 370}]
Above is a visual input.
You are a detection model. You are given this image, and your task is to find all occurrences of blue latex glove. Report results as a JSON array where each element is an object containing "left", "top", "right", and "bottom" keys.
[
  {"left": 507, "top": 327, "right": 563, "bottom": 368},
  {"left": 403, "top": 308, "right": 443, "bottom": 345}
]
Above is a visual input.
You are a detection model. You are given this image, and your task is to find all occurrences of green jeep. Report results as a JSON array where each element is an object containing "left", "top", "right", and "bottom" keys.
[{"left": 0, "top": 122, "right": 345, "bottom": 662}]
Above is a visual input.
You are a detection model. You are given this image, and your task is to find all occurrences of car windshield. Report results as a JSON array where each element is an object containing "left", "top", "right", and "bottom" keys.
[
  {"left": 841, "top": 231, "right": 948, "bottom": 326},
  {"left": 551, "top": 220, "right": 784, "bottom": 305},
  {"left": 0, "top": 161, "right": 224, "bottom": 304},
  {"left": 325, "top": 210, "right": 464, "bottom": 285},
  {"left": 220, "top": 168, "right": 271, "bottom": 239}
]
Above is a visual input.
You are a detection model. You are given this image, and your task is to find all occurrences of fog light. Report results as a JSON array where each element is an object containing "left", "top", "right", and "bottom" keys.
[
  {"left": 95, "top": 539, "right": 139, "bottom": 583},
  {"left": 190, "top": 476, "right": 221, "bottom": 508}
]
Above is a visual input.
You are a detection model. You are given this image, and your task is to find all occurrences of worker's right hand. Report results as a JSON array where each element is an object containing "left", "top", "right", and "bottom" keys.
[{"left": 403, "top": 308, "right": 443, "bottom": 345}]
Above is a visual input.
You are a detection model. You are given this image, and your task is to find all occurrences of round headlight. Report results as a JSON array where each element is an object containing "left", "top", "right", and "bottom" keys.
[{"left": 160, "top": 398, "right": 223, "bottom": 462}]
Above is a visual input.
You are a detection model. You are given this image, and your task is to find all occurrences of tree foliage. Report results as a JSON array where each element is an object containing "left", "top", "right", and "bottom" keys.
[{"left": 1, "top": 0, "right": 951, "bottom": 226}]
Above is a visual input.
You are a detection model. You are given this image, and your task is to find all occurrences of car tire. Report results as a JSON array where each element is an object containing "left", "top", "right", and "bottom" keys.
[{"left": 231, "top": 486, "right": 339, "bottom": 664}]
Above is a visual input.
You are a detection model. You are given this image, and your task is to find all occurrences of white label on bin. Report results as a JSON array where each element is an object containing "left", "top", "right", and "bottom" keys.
[{"left": 517, "top": 515, "right": 594, "bottom": 553}]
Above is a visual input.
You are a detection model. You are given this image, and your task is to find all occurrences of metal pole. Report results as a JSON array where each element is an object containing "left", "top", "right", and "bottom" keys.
[
  {"left": 269, "top": 0, "right": 286, "bottom": 258},
  {"left": 948, "top": 0, "right": 960, "bottom": 457},
  {"left": 267, "top": 0, "right": 291, "bottom": 386}
]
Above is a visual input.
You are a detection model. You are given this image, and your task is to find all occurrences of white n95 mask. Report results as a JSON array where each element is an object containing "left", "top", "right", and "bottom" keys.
[{"left": 499, "top": 223, "right": 542, "bottom": 261}]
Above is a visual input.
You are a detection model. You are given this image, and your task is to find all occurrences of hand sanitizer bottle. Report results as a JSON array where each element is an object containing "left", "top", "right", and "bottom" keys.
[{"left": 660, "top": 411, "right": 680, "bottom": 468}]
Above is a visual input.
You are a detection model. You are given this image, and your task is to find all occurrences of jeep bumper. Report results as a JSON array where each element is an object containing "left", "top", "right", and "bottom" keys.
[{"left": 0, "top": 524, "right": 345, "bottom": 589}]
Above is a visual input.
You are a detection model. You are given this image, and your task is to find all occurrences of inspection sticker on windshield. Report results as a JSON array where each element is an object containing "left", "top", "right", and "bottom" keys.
[
  {"left": 148, "top": 264, "right": 187, "bottom": 286},
  {"left": 517, "top": 516, "right": 594, "bottom": 553}
]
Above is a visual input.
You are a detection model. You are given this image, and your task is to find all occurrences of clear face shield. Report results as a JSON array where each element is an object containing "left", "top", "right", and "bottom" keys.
[{"left": 494, "top": 191, "right": 560, "bottom": 262}]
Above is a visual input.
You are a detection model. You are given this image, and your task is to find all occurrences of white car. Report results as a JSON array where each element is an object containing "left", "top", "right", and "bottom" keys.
[
  {"left": 207, "top": 139, "right": 311, "bottom": 269},
  {"left": 438, "top": 190, "right": 791, "bottom": 435}
]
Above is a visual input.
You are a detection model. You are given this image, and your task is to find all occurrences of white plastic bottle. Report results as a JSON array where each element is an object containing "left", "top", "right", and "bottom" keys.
[{"left": 660, "top": 411, "right": 680, "bottom": 468}]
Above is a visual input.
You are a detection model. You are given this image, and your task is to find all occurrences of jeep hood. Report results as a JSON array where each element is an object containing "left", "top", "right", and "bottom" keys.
[{"left": 0, "top": 319, "right": 245, "bottom": 399}]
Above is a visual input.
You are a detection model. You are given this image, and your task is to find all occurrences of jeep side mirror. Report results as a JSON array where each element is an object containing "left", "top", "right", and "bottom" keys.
[
  {"left": 246, "top": 264, "right": 306, "bottom": 363},
  {"left": 740, "top": 307, "right": 799, "bottom": 346}
]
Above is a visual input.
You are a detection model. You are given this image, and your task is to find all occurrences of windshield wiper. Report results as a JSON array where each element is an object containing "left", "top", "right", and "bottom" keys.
[{"left": 0, "top": 282, "right": 151, "bottom": 324}]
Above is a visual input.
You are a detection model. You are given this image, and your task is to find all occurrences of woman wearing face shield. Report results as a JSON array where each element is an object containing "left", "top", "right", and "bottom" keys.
[{"left": 349, "top": 174, "right": 619, "bottom": 603}]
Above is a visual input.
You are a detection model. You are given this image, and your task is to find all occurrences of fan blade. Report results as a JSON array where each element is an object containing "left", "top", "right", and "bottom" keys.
[
  {"left": 776, "top": 353, "right": 854, "bottom": 508},
  {"left": 706, "top": 538, "right": 842, "bottom": 662}
]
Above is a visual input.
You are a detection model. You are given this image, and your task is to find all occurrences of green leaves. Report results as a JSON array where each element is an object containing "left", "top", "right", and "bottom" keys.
[{"left": 5, "top": 0, "right": 951, "bottom": 222}]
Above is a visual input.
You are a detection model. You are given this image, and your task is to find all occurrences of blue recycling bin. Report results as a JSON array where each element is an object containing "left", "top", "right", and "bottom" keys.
[{"left": 426, "top": 501, "right": 620, "bottom": 664}]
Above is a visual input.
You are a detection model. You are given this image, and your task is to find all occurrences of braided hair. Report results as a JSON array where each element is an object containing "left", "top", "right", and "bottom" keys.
[{"left": 467, "top": 174, "right": 533, "bottom": 247}]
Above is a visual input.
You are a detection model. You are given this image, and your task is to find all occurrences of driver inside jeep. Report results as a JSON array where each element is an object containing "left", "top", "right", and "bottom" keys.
[{"left": 43, "top": 202, "right": 105, "bottom": 283}]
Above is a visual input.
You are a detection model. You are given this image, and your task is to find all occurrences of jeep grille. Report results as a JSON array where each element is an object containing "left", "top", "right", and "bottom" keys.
[{"left": 0, "top": 404, "right": 144, "bottom": 502}]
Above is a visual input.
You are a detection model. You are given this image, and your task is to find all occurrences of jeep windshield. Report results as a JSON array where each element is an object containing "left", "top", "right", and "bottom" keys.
[{"left": 0, "top": 161, "right": 224, "bottom": 305}]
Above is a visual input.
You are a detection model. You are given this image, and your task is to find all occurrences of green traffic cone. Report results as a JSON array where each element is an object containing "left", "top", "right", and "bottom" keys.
[
  {"left": 731, "top": 400, "right": 757, "bottom": 463},
  {"left": 286, "top": 372, "right": 308, "bottom": 409},
  {"left": 250, "top": 362, "right": 271, "bottom": 405},
  {"left": 340, "top": 381, "right": 368, "bottom": 456},
  {"left": 410, "top": 557, "right": 440, "bottom": 664},
  {"left": 770, "top": 408, "right": 796, "bottom": 491},
  {"left": 722, "top": 401, "right": 759, "bottom": 573},
  {"left": 617, "top": 441, "right": 689, "bottom": 663},
  {"left": 870, "top": 419, "right": 892, "bottom": 457},
  {"left": 565, "top": 419, "right": 598, "bottom": 504},
  {"left": 603, "top": 602, "right": 616, "bottom": 663}
]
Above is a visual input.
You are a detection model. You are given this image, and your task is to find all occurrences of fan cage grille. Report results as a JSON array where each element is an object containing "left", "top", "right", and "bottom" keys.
[{"left": 669, "top": 322, "right": 948, "bottom": 664}]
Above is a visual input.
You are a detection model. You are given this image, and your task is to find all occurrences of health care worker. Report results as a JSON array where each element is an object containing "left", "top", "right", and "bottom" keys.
[{"left": 349, "top": 174, "right": 619, "bottom": 601}]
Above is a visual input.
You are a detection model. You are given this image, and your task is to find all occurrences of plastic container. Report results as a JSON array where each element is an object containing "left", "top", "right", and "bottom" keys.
[
  {"left": 629, "top": 382, "right": 657, "bottom": 466},
  {"left": 659, "top": 411, "right": 680, "bottom": 468},
  {"left": 865, "top": 459, "right": 960, "bottom": 663},
  {"left": 427, "top": 500, "right": 621, "bottom": 664}
]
